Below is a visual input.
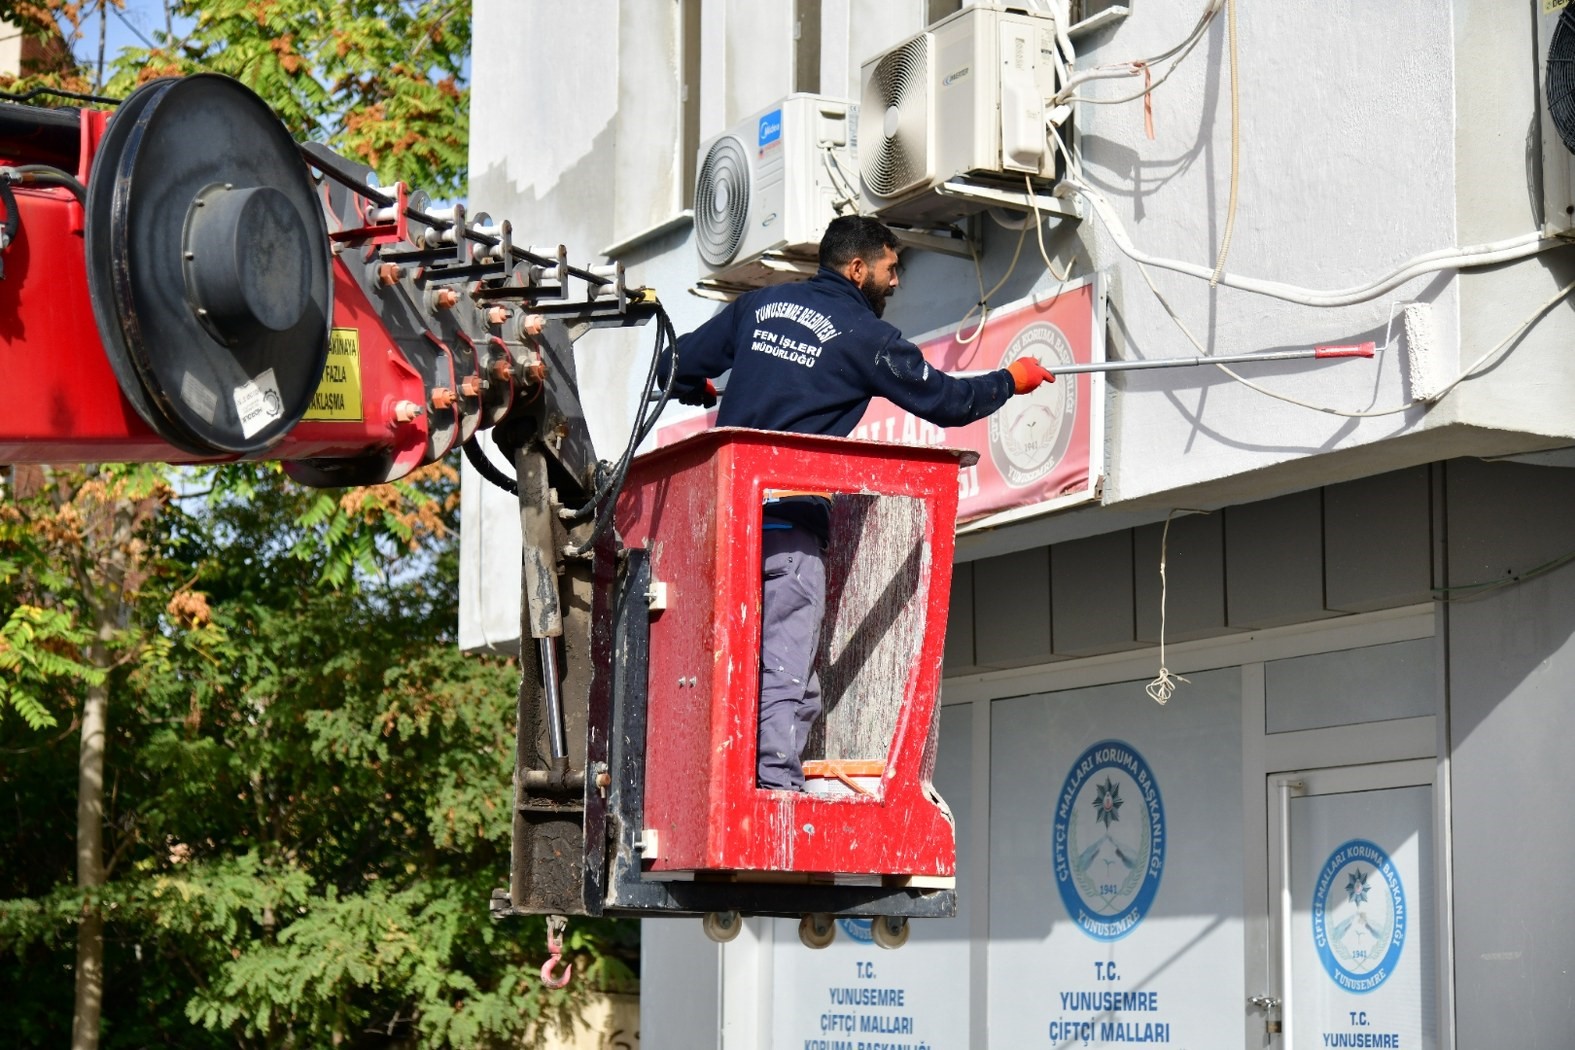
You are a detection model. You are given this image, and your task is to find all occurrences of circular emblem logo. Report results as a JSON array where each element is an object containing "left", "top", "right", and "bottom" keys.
[
  {"left": 1312, "top": 839, "right": 1406, "bottom": 993},
  {"left": 1052, "top": 740, "right": 1165, "bottom": 941},
  {"left": 987, "top": 321, "right": 1077, "bottom": 488},
  {"left": 836, "top": 917, "right": 874, "bottom": 943}
]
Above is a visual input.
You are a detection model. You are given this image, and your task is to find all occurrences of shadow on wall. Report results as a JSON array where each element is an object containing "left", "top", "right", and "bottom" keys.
[
  {"left": 1440, "top": 457, "right": 1575, "bottom": 1046},
  {"left": 469, "top": 114, "right": 618, "bottom": 269},
  {"left": 1443, "top": 457, "right": 1575, "bottom": 745}
]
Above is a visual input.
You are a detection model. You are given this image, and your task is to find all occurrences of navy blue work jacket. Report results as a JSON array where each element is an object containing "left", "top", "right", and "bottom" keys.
[{"left": 667, "top": 267, "right": 1014, "bottom": 437}]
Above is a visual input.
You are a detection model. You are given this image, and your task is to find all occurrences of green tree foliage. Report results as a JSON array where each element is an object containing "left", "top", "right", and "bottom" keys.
[
  {"left": 0, "top": 3, "right": 634, "bottom": 1044},
  {"left": 1, "top": 463, "right": 637, "bottom": 1046},
  {"left": 0, "top": 1, "right": 470, "bottom": 198},
  {"left": 110, "top": 0, "right": 471, "bottom": 197}
]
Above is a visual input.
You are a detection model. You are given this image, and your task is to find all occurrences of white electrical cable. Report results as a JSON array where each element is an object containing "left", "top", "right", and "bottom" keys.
[
  {"left": 1027, "top": 174, "right": 1075, "bottom": 283},
  {"left": 819, "top": 147, "right": 859, "bottom": 213},
  {"left": 1135, "top": 260, "right": 1575, "bottom": 417},
  {"left": 1208, "top": 0, "right": 1241, "bottom": 287},
  {"left": 1048, "top": 120, "right": 1083, "bottom": 181},
  {"left": 1070, "top": 177, "right": 1561, "bottom": 308},
  {"left": 956, "top": 224, "right": 1031, "bottom": 345},
  {"left": 1054, "top": 0, "right": 1077, "bottom": 76},
  {"left": 1056, "top": 0, "right": 1225, "bottom": 105}
]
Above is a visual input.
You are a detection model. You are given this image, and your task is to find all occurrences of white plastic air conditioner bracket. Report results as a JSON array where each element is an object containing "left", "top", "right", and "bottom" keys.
[
  {"left": 885, "top": 218, "right": 977, "bottom": 260},
  {"left": 935, "top": 176, "right": 1084, "bottom": 222}
]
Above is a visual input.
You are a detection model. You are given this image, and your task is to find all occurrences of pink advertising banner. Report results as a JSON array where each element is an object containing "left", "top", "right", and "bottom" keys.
[{"left": 653, "top": 273, "right": 1105, "bottom": 527}]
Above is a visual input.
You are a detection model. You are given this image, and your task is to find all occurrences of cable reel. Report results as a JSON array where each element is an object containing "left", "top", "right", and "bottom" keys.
[{"left": 83, "top": 74, "right": 331, "bottom": 456}]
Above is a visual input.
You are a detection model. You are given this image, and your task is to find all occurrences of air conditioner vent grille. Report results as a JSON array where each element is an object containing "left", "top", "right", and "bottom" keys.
[
  {"left": 860, "top": 34, "right": 932, "bottom": 199},
  {"left": 695, "top": 134, "right": 751, "bottom": 267},
  {"left": 1550, "top": 7, "right": 1575, "bottom": 153}
]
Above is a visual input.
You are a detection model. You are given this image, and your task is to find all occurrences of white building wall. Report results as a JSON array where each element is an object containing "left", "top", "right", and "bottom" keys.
[
  {"left": 466, "top": 0, "right": 1575, "bottom": 643},
  {"left": 1077, "top": 0, "right": 1463, "bottom": 503}
]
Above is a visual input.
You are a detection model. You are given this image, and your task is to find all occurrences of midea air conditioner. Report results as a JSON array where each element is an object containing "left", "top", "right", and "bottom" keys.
[
  {"left": 1539, "top": 1, "right": 1575, "bottom": 235},
  {"left": 692, "top": 94, "right": 859, "bottom": 294},
  {"left": 859, "top": 3, "right": 1059, "bottom": 225}
]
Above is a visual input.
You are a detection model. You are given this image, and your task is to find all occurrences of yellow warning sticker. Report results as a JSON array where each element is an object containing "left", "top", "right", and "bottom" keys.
[{"left": 303, "top": 327, "right": 364, "bottom": 421}]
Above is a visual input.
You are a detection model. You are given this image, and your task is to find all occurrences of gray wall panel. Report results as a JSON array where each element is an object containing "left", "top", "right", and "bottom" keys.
[
  {"left": 1324, "top": 466, "right": 1433, "bottom": 612},
  {"left": 942, "top": 561, "right": 976, "bottom": 674},
  {"left": 1444, "top": 457, "right": 1575, "bottom": 1049},
  {"left": 1444, "top": 458, "right": 1575, "bottom": 588},
  {"left": 1225, "top": 490, "right": 1340, "bottom": 628},
  {"left": 972, "top": 548, "right": 1053, "bottom": 668},
  {"left": 640, "top": 915, "right": 720, "bottom": 1050},
  {"left": 1264, "top": 638, "right": 1437, "bottom": 734},
  {"left": 1050, "top": 529, "right": 1139, "bottom": 656}
]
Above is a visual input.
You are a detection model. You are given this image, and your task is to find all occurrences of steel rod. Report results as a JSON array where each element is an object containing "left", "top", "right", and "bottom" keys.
[
  {"left": 958, "top": 344, "right": 1374, "bottom": 378},
  {"left": 539, "top": 637, "right": 568, "bottom": 760},
  {"left": 299, "top": 141, "right": 614, "bottom": 286}
]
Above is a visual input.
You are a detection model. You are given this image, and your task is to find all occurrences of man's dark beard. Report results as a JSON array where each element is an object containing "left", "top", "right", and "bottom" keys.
[{"left": 860, "top": 274, "right": 891, "bottom": 317}]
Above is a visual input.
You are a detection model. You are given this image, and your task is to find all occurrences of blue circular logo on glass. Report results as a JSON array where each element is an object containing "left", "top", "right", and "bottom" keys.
[
  {"left": 837, "top": 917, "right": 874, "bottom": 943},
  {"left": 1052, "top": 740, "right": 1165, "bottom": 941},
  {"left": 1312, "top": 838, "right": 1406, "bottom": 993}
]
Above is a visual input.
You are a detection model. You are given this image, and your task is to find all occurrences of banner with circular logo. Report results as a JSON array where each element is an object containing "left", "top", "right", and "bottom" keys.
[
  {"left": 651, "top": 277, "right": 1106, "bottom": 530},
  {"left": 1052, "top": 739, "right": 1166, "bottom": 941},
  {"left": 1312, "top": 838, "right": 1407, "bottom": 993}
]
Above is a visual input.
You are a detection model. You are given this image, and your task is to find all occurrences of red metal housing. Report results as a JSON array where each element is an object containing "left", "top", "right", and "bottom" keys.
[
  {"left": 616, "top": 428, "right": 972, "bottom": 881},
  {"left": 0, "top": 98, "right": 431, "bottom": 470}
]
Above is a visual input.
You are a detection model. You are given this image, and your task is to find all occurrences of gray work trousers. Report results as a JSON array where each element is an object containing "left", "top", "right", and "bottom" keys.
[{"left": 757, "top": 524, "right": 826, "bottom": 789}]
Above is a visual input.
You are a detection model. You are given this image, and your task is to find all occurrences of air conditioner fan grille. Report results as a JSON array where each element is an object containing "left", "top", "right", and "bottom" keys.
[
  {"left": 1549, "top": 7, "right": 1575, "bottom": 153},
  {"left": 694, "top": 134, "right": 751, "bottom": 267},
  {"left": 860, "top": 34, "right": 931, "bottom": 199}
]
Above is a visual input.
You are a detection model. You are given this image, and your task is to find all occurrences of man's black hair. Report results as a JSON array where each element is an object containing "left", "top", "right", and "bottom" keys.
[{"left": 819, "top": 214, "right": 899, "bottom": 270}]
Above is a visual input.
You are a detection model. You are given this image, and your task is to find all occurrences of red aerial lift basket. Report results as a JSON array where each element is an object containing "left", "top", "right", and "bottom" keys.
[{"left": 616, "top": 428, "right": 975, "bottom": 883}]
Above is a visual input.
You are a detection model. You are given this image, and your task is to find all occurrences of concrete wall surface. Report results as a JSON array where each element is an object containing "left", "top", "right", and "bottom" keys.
[{"left": 463, "top": 0, "right": 1575, "bottom": 646}]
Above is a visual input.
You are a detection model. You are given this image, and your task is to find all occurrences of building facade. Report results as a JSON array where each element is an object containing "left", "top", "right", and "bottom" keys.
[{"left": 462, "top": 2, "right": 1575, "bottom": 1046}]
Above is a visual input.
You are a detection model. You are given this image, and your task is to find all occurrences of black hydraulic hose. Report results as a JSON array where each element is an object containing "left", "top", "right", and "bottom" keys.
[
  {"left": 560, "top": 303, "right": 682, "bottom": 556},
  {"left": 1, "top": 164, "right": 88, "bottom": 203},
  {"left": 633, "top": 306, "right": 682, "bottom": 448},
  {"left": 463, "top": 302, "right": 681, "bottom": 548},
  {"left": 462, "top": 435, "right": 518, "bottom": 496},
  {"left": 0, "top": 182, "right": 17, "bottom": 251},
  {"left": 565, "top": 301, "right": 678, "bottom": 524}
]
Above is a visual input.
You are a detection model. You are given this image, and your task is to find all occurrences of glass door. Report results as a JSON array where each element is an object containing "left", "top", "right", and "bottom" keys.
[{"left": 1265, "top": 760, "right": 1437, "bottom": 1050}]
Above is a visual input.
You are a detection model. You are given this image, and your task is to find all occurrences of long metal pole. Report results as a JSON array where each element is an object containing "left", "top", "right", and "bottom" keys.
[
  {"left": 660, "top": 347, "right": 1374, "bottom": 402},
  {"left": 961, "top": 344, "right": 1375, "bottom": 378}
]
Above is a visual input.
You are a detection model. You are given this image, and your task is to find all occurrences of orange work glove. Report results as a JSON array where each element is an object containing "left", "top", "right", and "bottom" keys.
[{"left": 1006, "top": 358, "right": 1057, "bottom": 394}]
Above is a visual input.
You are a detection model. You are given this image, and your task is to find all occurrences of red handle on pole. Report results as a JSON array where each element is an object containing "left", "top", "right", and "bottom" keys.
[{"left": 1312, "top": 342, "right": 1376, "bottom": 359}]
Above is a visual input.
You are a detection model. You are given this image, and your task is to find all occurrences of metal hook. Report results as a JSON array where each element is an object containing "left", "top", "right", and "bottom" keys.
[{"left": 541, "top": 914, "right": 573, "bottom": 989}]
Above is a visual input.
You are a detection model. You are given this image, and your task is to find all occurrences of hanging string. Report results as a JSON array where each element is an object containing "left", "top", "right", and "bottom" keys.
[{"left": 1145, "top": 509, "right": 1191, "bottom": 705}]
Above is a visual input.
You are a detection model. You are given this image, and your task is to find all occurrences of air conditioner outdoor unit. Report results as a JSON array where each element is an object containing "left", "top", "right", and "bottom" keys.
[
  {"left": 692, "top": 94, "right": 859, "bottom": 297},
  {"left": 859, "top": 3, "right": 1060, "bottom": 226},
  {"left": 1539, "top": 0, "right": 1575, "bottom": 235}
]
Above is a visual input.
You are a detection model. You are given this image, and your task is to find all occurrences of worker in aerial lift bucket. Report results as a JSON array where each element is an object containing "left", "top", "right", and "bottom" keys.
[{"left": 664, "top": 214, "right": 1055, "bottom": 791}]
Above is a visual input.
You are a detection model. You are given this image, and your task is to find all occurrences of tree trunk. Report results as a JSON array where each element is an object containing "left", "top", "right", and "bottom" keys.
[{"left": 71, "top": 653, "right": 109, "bottom": 1050}]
